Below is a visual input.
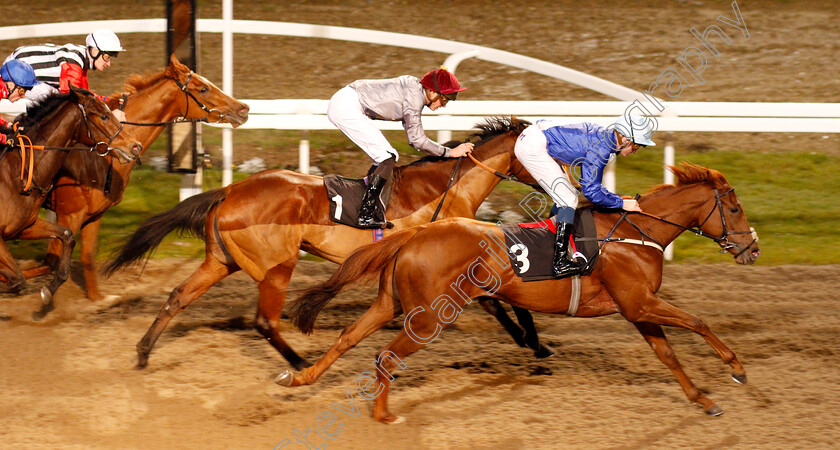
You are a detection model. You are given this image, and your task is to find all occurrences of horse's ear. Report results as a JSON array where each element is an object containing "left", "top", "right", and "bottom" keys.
[
  {"left": 68, "top": 84, "right": 87, "bottom": 99},
  {"left": 165, "top": 54, "right": 188, "bottom": 80}
]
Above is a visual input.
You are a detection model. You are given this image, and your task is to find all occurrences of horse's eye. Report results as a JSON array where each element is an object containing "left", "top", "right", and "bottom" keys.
[
  {"left": 101, "top": 113, "right": 110, "bottom": 121},
  {"left": 200, "top": 87, "right": 209, "bottom": 94},
  {"left": 730, "top": 207, "right": 739, "bottom": 214}
]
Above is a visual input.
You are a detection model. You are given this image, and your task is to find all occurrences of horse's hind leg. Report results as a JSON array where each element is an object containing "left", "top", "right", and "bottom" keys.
[
  {"left": 634, "top": 322, "right": 723, "bottom": 416},
  {"left": 254, "top": 256, "right": 310, "bottom": 370},
  {"left": 0, "top": 241, "right": 26, "bottom": 294},
  {"left": 277, "top": 289, "right": 399, "bottom": 388},
  {"left": 371, "top": 329, "right": 429, "bottom": 424},
  {"left": 78, "top": 217, "right": 105, "bottom": 301},
  {"left": 136, "top": 257, "right": 235, "bottom": 369}
]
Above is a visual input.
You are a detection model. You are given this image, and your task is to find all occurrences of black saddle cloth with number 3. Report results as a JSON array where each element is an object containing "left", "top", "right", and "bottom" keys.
[{"left": 503, "top": 208, "right": 600, "bottom": 281}]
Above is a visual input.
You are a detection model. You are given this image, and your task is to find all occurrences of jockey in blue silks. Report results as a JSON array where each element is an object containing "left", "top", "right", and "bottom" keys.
[{"left": 514, "top": 112, "right": 656, "bottom": 277}]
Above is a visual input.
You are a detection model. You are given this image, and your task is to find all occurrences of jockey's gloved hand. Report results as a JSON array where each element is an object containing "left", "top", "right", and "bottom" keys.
[{"left": 1, "top": 132, "right": 18, "bottom": 147}]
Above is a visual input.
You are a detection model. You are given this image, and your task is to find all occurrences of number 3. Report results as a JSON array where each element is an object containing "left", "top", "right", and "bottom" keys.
[{"left": 509, "top": 243, "right": 530, "bottom": 273}]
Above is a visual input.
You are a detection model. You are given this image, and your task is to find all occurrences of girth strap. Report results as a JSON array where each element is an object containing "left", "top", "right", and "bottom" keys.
[{"left": 567, "top": 275, "right": 581, "bottom": 316}]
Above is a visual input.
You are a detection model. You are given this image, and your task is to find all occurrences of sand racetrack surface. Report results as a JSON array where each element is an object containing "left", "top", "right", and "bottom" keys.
[
  {"left": 2, "top": 0, "right": 839, "bottom": 448},
  {"left": 1, "top": 261, "right": 838, "bottom": 448}
]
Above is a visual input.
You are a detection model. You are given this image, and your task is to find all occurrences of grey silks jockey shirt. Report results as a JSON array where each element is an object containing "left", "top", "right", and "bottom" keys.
[{"left": 349, "top": 75, "right": 450, "bottom": 158}]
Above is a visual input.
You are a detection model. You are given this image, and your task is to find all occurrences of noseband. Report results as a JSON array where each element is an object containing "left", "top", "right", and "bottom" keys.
[
  {"left": 173, "top": 71, "right": 225, "bottom": 123},
  {"left": 76, "top": 97, "right": 128, "bottom": 158},
  {"left": 694, "top": 188, "right": 759, "bottom": 258}
]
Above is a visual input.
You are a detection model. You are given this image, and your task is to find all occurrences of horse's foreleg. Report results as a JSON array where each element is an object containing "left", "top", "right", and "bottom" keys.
[
  {"left": 478, "top": 298, "right": 528, "bottom": 348},
  {"left": 512, "top": 306, "right": 555, "bottom": 358},
  {"left": 624, "top": 294, "right": 746, "bottom": 384},
  {"left": 277, "top": 290, "right": 398, "bottom": 388},
  {"left": 478, "top": 298, "right": 555, "bottom": 358},
  {"left": 78, "top": 217, "right": 104, "bottom": 302},
  {"left": 634, "top": 322, "right": 723, "bottom": 416},
  {"left": 136, "top": 257, "right": 234, "bottom": 369},
  {"left": 17, "top": 219, "right": 74, "bottom": 320},
  {"left": 254, "top": 257, "right": 309, "bottom": 370}
]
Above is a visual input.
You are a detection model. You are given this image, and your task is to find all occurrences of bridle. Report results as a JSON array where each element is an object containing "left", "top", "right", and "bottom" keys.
[
  {"left": 4, "top": 95, "right": 133, "bottom": 195},
  {"left": 76, "top": 96, "right": 127, "bottom": 157},
  {"left": 121, "top": 71, "right": 225, "bottom": 126},
  {"left": 628, "top": 187, "right": 759, "bottom": 258}
]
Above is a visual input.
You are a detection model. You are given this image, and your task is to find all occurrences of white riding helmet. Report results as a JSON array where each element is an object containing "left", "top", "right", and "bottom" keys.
[
  {"left": 85, "top": 29, "right": 125, "bottom": 52},
  {"left": 613, "top": 112, "right": 656, "bottom": 146}
]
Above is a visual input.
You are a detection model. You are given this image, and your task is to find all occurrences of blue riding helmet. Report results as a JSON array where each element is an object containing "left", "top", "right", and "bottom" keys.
[{"left": 1, "top": 59, "right": 38, "bottom": 88}]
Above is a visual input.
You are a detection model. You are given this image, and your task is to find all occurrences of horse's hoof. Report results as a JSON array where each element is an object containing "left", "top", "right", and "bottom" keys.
[
  {"left": 376, "top": 413, "right": 404, "bottom": 424},
  {"left": 387, "top": 416, "right": 405, "bottom": 425},
  {"left": 704, "top": 404, "right": 724, "bottom": 416},
  {"left": 275, "top": 370, "right": 294, "bottom": 387},
  {"left": 32, "top": 288, "right": 55, "bottom": 321},
  {"left": 732, "top": 373, "right": 748, "bottom": 385},
  {"left": 533, "top": 344, "right": 556, "bottom": 359}
]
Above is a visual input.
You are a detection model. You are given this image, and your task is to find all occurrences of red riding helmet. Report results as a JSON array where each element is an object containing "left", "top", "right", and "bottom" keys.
[{"left": 420, "top": 68, "right": 467, "bottom": 96}]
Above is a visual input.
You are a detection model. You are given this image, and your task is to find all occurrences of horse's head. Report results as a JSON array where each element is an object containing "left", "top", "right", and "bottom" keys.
[
  {"left": 672, "top": 163, "right": 761, "bottom": 265},
  {"left": 69, "top": 86, "right": 143, "bottom": 164},
  {"left": 164, "top": 54, "right": 249, "bottom": 127}
]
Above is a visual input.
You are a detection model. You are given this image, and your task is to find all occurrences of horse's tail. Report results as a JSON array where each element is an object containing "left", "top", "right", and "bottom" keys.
[
  {"left": 291, "top": 228, "right": 419, "bottom": 335},
  {"left": 103, "top": 188, "right": 227, "bottom": 276}
]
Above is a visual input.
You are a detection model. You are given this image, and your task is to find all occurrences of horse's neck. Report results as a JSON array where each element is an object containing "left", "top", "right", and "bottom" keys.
[
  {"left": 123, "top": 77, "right": 182, "bottom": 154},
  {"left": 388, "top": 138, "right": 513, "bottom": 220},
  {"left": 637, "top": 184, "right": 713, "bottom": 245}
]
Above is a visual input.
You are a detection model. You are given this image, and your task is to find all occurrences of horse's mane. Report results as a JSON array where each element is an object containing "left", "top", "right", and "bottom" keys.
[
  {"left": 399, "top": 116, "right": 531, "bottom": 169},
  {"left": 120, "top": 71, "right": 168, "bottom": 95},
  {"left": 17, "top": 91, "right": 76, "bottom": 130},
  {"left": 647, "top": 162, "right": 730, "bottom": 193}
]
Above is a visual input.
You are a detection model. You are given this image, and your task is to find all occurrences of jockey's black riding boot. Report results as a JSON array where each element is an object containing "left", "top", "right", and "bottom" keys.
[
  {"left": 358, "top": 174, "right": 388, "bottom": 228},
  {"left": 358, "top": 156, "right": 396, "bottom": 228},
  {"left": 552, "top": 208, "right": 581, "bottom": 278}
]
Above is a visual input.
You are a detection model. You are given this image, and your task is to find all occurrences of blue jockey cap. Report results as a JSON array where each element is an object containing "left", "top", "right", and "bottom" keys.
[{"left": 1, "top": 59, "right": 37, "bottom": 88}]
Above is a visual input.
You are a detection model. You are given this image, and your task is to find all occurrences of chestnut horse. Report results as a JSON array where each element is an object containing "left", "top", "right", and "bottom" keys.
[
  {"left": 105, "top": 117, "right": 539, "bottom": 370},
  {"left": 280, "top": 163, "right": 762, "bottom": 423},
  {"left": 0, "top": 87, "right": 141, "bottom": 319},
  {"left": 24, "top": 55, "right": 249, "bottom": 302}
]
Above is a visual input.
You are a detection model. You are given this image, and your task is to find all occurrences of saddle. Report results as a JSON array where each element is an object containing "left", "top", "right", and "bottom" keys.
[
  {"left": 324, "top": 174, "right": 394, "bottom": 229},
  {"left": 503, "top": 208, "right": 600, "bottom": 282}
]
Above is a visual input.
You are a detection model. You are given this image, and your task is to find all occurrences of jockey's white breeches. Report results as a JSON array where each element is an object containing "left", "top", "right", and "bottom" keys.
[
  {"left": 327, "top": 86, "right": 399, "bottom": 164},
  {"left": 514, "top": 125, "right": 579, "bottom": 209}
]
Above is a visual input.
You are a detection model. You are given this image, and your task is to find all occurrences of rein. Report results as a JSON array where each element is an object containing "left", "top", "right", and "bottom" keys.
[
  {"left": 601, "top": 189, "right": 758, "bottom": 258},
  {"left": 8, "top": 98, "right": 131, "bottom": 195},
  {"left": 429, "top": 134, "right": 537, "bottom": 223},
  {"left": 120, "top": 72, "right": 225, "bottom": 127}
]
